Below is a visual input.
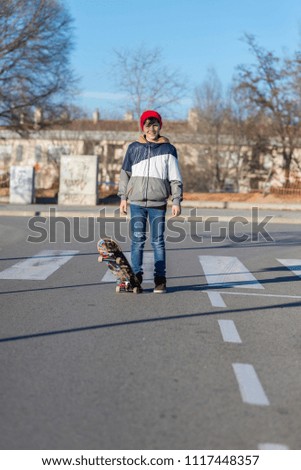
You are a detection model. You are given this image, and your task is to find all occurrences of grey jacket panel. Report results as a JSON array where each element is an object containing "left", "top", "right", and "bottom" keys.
[{"left": 118, "top": 169, "right": 131, "bottom": 201}]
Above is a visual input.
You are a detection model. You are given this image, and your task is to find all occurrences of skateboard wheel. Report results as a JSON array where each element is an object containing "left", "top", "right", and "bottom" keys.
[
  {"left": 116, "top": 285, "right": 121, "bottom": 293},
  {"left": 115, "top": 257, "right": 122, "bottom": 265},
  {"left": 98, "top": 255, "right": 103, "bottom": 262}
]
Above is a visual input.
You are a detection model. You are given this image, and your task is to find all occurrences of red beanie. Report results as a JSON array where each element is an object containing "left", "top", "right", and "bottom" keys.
[{"left": 140, "top": 110, "right": 162, "bottom": 130}]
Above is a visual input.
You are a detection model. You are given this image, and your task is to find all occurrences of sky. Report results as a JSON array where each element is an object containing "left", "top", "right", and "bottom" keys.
[{"left": 64, "top": 0, "right": 301, "bottom": 120}]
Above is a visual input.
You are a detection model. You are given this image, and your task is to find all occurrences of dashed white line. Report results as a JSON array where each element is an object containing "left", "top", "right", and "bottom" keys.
[
  {"left": 258, "top": 443, "right": 289, "bottom": 450},
  {"left": 232, "top": 363, "right": 270, "bottom": 406},
  {"left": 207, "top": 291, "right": 227, "bottom": 307},
  {"left": 218, "top": 320, "right": 242, "bottom": 343}
]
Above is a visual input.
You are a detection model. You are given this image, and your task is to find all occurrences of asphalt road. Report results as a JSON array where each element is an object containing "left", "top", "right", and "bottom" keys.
[{"left": 0, "top": 212, "right": 300, "bottom": 450}]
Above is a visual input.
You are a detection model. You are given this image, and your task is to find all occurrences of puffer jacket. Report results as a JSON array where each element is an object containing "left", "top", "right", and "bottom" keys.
[{"left": 118, "top": 135, "right": 183, "bottom": 207}]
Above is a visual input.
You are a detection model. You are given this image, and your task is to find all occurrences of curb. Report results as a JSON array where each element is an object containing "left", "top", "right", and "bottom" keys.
[{"left": 180, "top": 200, "right": 301, "bottom": 211}]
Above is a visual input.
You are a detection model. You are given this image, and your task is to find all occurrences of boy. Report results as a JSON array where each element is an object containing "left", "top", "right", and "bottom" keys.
[{"left": 118, "top": 110, "right": 183, "bottom": 293}]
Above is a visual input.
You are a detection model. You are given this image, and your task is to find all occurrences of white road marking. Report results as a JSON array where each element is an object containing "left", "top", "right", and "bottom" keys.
[
  {"left": 101, "top": 251, "right": 154, "bottom": 284},
  {"left": 277, "top": 258, "right": 301, "bottom": 278},
  {"left": 258, "top": 443, "right": 289, "bottom": 450},
  {"left": 0, "top": 250, "right": 79, "bottom": 280},
  {"left": 207, "top": 291, "right": 227, "bottom": 307},
  {"left": 199, "top": 256, "right": 264, "bottom": 289},
  {"left": 211, "top": 291, "right": 301, "bottom": 300},
  {"left": 232, "top": 363, "right": 270, "bottom": 406},
  {"left": 218, "top": 320, "right": 242, "bottom": 343}
]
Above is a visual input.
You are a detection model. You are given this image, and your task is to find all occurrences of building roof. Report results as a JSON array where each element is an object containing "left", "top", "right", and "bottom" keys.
[{"left": 54, "top": 119, "right": 191, "bottom": 134}]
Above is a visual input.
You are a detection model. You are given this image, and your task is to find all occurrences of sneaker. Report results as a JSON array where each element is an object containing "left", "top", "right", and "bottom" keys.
[{"left": 153, "top": 276, "right": 166, "bottom": 294}]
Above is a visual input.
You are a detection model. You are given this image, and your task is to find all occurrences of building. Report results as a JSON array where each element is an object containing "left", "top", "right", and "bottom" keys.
[{"left": 1, "top": 109, "right": 301, "bottom": 200}]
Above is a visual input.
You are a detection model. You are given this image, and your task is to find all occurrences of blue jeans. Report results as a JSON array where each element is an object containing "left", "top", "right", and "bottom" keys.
[{"left": 130, "top": 204, "right": 166, "bottom": 279}]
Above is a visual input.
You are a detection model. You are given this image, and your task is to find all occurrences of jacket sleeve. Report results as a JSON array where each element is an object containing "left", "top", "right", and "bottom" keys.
[
  {"left": 118, "top": 145, "right": 132, "bottom": 200},
  {"left": 168, "top": 147, "right": 183, "bottom": 206}
]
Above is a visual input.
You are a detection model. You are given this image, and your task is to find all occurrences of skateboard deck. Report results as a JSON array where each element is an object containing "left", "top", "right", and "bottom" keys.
[{"left": 97, "top": 238, "right": 142, "bottom": 293}]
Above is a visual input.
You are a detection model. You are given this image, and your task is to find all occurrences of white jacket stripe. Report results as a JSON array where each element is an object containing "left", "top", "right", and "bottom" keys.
[
  {"left": 168, "top": 154, "right": 182, "bottom": 182},
  {"left": 132, "top": 154, "right": 182, "bottom": 181}
]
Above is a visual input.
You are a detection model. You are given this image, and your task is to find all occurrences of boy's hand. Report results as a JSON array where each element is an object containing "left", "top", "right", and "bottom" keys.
[
  {"left": 120, "top": 200, "right": 127, "bottom": 215},
  {"left": 171, "top": 205, "right": 181, "bottom": 217}
]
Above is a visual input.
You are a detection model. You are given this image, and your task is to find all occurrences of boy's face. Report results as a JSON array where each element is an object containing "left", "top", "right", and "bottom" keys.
[{"left": 143, "top": 118, "right": 160, "bottom": 142}]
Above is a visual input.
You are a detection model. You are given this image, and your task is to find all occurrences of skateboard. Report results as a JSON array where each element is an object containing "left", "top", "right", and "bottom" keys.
[{"left": 97, "top": 238, "right": 142, "bottom": 293}]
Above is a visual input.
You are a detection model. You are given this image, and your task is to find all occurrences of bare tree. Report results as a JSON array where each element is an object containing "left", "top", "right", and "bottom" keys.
[
  {"left": 193, "top": 68, "right": 233, "bottom": 191},
  {"left": 194, "top": 67, "right": 224, "bottom": 128},
  {"left": 110, "top": 45, "right": 187, "bottom": 119},
  {"left": 193, "top": 68, "right": 269, "bottom": 193},
  {"left": 224, "top": 86, "right": 272, "bottom": 192},
  {"left": 234, "top": 34, "right": 301, "bottom": 185},
  {"left": 0, "top": 0, "right": 78, "bottom": 130}
]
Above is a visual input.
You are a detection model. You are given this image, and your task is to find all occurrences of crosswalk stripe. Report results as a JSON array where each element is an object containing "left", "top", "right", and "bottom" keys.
[
  {"left": 100, "top": 251, "right": 154, "bottom": 284},
  {"left": 199, "top": 255, "right": 264, "bottom": 289},
  {"left": 0, "top": 250, "right": 79, "bottom": 280},
  {"left": 277, "top": 259, "right": 301, "bottom": 278},
  {"left": 2, "top": 250, "right": 299, "bottom": 286}
]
